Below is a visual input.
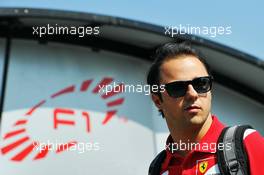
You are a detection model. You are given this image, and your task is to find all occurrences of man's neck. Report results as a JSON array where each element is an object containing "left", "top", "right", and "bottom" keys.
[{"left": 167, "top": 114, "right": 213, "bottom": 156}]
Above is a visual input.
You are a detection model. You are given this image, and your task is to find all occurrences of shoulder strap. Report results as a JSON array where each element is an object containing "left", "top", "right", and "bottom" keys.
[
  {"left": 217, "top": 125, "right": 253, "bottom": 175},
  {"left": 148, "top": 150, "right": 167, "bottom": 175}
]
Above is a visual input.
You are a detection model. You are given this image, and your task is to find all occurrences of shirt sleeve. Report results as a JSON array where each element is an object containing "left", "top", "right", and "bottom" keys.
[{"left": 243, "top": 129, "right": 264, "bottom": 175}]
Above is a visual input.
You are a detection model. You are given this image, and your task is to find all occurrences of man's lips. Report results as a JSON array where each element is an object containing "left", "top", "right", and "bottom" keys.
[{"left": 184, "top": 105, "right": 201, "bottom": 111}]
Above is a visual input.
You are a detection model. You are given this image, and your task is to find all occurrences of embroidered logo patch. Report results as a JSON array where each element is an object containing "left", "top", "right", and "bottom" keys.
[{"left": 199, "top": 161, "right": 208, "bottom": 173}]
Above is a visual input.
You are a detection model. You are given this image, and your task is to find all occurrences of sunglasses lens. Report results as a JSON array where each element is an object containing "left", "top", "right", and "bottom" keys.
[
  {"left": 165, "top": 76, "right": 212, "bottom": 98},
  {"left": 193, "top": 77, "right": 212, "bottom": 93},
  {"left": 165, "top": 82, "right": 187, "bottom": 98}
]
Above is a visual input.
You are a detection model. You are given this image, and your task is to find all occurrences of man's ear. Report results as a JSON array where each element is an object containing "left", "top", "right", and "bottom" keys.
[{"left": 151, "top": 94, "right": 162, "bottom": 110}]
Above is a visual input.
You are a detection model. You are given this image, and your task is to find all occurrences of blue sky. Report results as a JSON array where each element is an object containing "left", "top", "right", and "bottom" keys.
[{"left": 0, "top": 0, "right": 263, "bottom": 60}]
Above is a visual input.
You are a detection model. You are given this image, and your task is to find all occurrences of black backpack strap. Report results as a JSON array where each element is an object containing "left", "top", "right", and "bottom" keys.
[
  {"left": 217, "top": 125, "right": 253, "bottom": 175},
  {"left": 148, "top": 150, "right": 167, "bottom": 175}
]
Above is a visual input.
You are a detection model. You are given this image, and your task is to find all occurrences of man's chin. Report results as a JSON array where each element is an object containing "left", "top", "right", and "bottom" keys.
[{"left": 186, "top": 114, "right": 206, "bottom": 125}]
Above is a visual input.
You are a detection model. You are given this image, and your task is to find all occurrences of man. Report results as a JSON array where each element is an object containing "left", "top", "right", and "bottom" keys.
[{"left": 147, "top": 42, "right": 264, "bottom": 175}]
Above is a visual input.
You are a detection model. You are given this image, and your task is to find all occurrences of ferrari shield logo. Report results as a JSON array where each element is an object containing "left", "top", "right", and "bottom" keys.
[{"left": 199, "top": 161, "right": 208, "bottom": 173}]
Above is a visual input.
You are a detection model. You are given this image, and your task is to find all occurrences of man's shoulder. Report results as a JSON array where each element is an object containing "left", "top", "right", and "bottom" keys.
[
  {"left": 243, "top": 128, "right": 264, "bottom": 148},
  {"left": 243, "top": 128, "right": 263, "bottom": 139},
  {"left": 242, "top": 128, "right": 264, "bottom": 174}
]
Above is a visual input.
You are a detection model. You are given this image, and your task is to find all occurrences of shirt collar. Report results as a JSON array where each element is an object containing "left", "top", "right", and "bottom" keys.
[{"left": 166, "top": 115, "right": 225, "bottom": 155}]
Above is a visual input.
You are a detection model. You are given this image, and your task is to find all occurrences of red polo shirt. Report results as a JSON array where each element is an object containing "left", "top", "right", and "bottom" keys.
[{"left": 160, "top": 115, "right": 264, "bottom": 175}]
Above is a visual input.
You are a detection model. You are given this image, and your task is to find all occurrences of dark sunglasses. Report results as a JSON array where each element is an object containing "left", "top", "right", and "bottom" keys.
[{"left": 164, "top": 76, "right": 213, "bottom": 98}]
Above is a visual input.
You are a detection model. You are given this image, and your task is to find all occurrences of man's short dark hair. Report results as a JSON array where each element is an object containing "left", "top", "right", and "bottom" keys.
[{"left": 147, "top": 42, "right": 212, "bottom": 117}]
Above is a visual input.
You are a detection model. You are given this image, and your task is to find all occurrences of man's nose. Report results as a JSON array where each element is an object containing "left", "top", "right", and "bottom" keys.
[{"left": 185, "top": 84, "right": 199, "bottom": 99}]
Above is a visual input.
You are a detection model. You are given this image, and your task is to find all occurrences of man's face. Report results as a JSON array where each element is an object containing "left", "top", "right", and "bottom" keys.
[{"left": 152, "top": 55, "right": 212, "bottom": 129}]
